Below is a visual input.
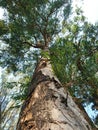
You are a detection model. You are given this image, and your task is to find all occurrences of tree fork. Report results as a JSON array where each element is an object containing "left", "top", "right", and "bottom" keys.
[{"left": 17, "top": 56, "right": 92, "bottom": 130}]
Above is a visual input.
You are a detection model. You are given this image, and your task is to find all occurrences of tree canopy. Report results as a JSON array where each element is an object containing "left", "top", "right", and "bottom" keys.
[{"left": 0, "top": 0, "right": 71, "bottom": 71}]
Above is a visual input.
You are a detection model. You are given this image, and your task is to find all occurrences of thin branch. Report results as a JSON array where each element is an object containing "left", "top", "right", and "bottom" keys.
[{"left": 23, "top": 41, "right": 45, "bottom": 49}]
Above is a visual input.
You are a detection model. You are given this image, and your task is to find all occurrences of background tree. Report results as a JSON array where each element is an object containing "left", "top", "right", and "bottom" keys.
[{"left": 0, "top": 0, "right": 98, "bottom": 129}]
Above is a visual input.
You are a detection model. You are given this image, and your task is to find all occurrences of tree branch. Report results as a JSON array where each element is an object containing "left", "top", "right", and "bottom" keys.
[{"left": 23, "top": 41, "right": 45, "bottom": 49}]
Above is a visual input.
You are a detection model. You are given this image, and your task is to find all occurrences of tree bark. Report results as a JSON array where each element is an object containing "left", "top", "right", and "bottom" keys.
[{"left": 17, "top": 57, "right": 92, "bottom": 130}]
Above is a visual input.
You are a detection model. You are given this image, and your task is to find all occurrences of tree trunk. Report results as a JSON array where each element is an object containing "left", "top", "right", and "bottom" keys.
[{"left": 17, "top": 57, "right": 92, "bottom": 130}]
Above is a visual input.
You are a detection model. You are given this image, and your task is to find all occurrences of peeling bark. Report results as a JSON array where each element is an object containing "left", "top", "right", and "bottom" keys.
[{"left": 17, "top": 57, "right": 92, "bottom": 130}]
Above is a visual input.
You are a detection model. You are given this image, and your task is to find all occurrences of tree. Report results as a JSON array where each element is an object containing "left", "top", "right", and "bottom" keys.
[
  {"left": 0, "top": 0, "right": 98, "bottom": 129},
  {"left": 0, "top": 70, "right": 21, "bottom": 130}
]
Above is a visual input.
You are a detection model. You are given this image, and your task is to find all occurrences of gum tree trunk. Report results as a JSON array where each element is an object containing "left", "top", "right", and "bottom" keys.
[{"left": 17, "top": 57, "right": 92, "bottom": 130}]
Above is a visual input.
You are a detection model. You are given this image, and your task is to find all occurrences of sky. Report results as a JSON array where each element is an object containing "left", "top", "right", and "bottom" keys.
[
  {"left": 83, "top": 0, "right": 98, "bottom": 23},
  {"left": 73, "top": 0, "right": 98, "bottom": 23},
  {"left": 0, "top": 8, "right": 4, "bottom": 19}
]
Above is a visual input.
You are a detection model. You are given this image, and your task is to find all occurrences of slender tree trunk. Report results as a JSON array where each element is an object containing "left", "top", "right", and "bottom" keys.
[{"left": 17, "top": 56, "right": 92, "bottom": 130}]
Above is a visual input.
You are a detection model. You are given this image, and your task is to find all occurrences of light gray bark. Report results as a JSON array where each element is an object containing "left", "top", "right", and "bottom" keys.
[{"left": 17, "top": 58, "right": 92, "bottom": 130}]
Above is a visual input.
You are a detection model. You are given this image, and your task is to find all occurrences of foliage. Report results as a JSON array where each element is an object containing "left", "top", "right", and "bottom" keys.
[
  {"left": 0, "top": 20, "right": 8, "bottom": 36},
  {"left": 0, "top": 0, "right": 71, "bottom": 71}
]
